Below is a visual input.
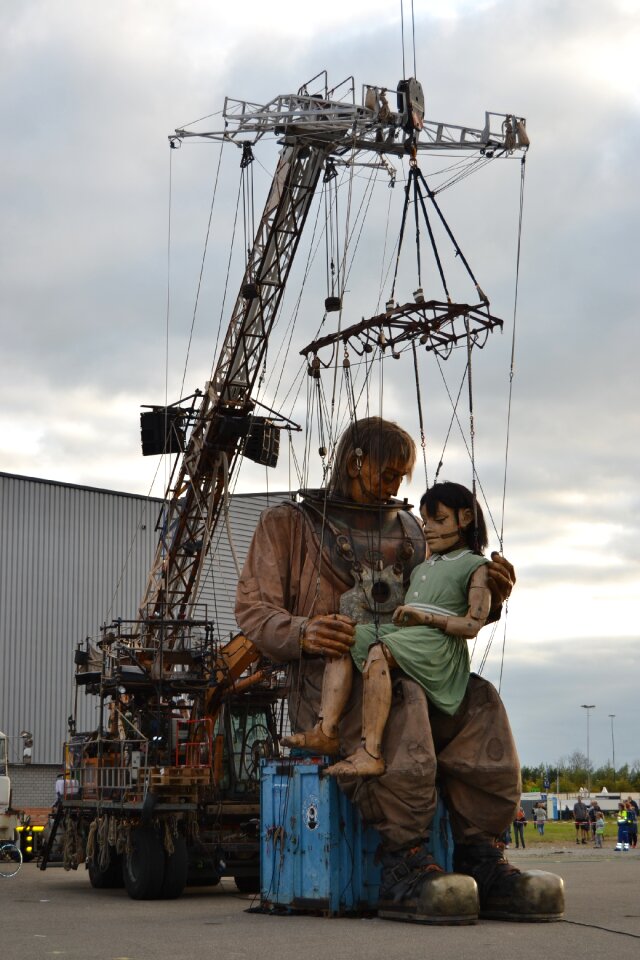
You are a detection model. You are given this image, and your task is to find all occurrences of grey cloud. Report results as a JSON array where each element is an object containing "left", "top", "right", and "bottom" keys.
[{"left": 485, "top": 632, "right": 640, "bottom": 768}]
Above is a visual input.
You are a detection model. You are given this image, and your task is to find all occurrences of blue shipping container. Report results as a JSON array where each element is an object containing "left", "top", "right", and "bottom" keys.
[{"left": 261, "top": 758, "right": 453, "bottom": 915}]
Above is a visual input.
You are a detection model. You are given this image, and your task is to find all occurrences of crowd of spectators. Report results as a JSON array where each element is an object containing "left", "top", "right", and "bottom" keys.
[{"left": 503, "top": 795, "right": 639, "bottom": 851}]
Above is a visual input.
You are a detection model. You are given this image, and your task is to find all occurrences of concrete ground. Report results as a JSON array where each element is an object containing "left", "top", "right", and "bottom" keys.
[{"left": 3, "top": 845, "right": 639, "bottom": 960}]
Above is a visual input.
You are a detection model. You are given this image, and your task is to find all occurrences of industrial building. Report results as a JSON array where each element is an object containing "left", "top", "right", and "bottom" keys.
[{"left": 0, "top": 471, "right": 286, "bottom": 771}]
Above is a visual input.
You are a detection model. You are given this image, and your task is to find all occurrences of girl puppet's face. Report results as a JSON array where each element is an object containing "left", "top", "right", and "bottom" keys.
[{"left": 420, "top": 501, "right": 473, "bottom": 555}]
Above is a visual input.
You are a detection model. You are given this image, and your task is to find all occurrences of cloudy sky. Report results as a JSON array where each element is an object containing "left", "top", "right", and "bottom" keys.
[{"left": 2, "top": 0, "right": 639, "bottom": 773}]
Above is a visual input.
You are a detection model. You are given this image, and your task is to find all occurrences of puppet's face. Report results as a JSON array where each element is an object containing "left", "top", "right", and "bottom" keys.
[
  {"left": 347, "top": 454, "right": 408, "bottom": 504},
  {"left": 420, "top": 501, "right": 472, "bottom": 554}
]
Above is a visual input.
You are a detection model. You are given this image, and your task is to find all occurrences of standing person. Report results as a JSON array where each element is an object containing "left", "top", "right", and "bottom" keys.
[
  {"left": 625, "top": 801, "right": 638, "bottom": 849},
  {"left": 594, "top": 811, "right": 605, "bottom": 848},
  {"left": 236, "top": 417, "right": 564, "bottom": 924},
  {"left": 513, "top": 806, "right": 527, "bottom": 849},
  {"left": 535, "top": 802, "right": 547, "bottom": 836},
  {"left": 615, "top": 802, "right": 630, "bottom": 851},
  {"left": 588, "top": 802, "right": 600, "bottom": 843},
  {"left": 573, "top": 798, "right": 589, "bottom": 845}
]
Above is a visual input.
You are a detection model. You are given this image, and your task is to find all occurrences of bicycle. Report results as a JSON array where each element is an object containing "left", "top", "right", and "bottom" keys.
[{"left": 0, "top": 840, "right": 22, "bottom": 878}]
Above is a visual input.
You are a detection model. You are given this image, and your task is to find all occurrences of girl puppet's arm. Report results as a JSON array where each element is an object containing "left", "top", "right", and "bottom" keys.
[{"left": 392, "top": 565, "right": 491, "bottom": 639}]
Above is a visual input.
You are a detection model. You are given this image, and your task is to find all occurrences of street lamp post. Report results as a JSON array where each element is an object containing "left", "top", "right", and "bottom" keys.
[
  {"left": 581, "top": 704, "right": 595, "bottom": 794},
  {"left": 608, "top": 714, "right": 616, "bottom": 789}
]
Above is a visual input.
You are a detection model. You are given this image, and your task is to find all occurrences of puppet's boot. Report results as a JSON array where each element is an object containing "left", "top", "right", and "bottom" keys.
[
  {"left": 377, "top": 842, "right": 479, "bottom": 925},
  {"left": 453, "top": 842, "right": 564, "bottom": 921}
]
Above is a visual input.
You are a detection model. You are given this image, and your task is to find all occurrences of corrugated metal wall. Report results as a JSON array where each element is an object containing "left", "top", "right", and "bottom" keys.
[
  {"left": 198, "top": 491, "right": 290, "bottom": 640},
  {"left": 0, "top": 472, "right": 288, "bottom": 765}
]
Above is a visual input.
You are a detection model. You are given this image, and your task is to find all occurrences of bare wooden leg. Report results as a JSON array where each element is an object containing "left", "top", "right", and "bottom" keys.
[
  {"left": 281, "top": 654, "right": 352, "bottom": 755},
  {"left": 326, "top": 644, "right": 391, "bottom": 777}
]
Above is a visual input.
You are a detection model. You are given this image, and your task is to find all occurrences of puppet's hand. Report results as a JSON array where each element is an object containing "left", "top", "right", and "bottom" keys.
[
  {"left": 487, "top": 552, "right": 516, "bottom": 605},
  {"left": 392, "top": 605, "right": 428, "bottom": 627},
  {"left": 300, "top": 613, "right": 355, "bottom": 658}
]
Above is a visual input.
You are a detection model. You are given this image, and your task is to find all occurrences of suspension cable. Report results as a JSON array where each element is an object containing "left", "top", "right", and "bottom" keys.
[
  {"left": 412, "top": 164, "right": 422, "bottom": 287},
  {"left": 499, "top": 155, "right": 527, "bottom": 551},
  {"left": 411, "top": 341, "right": 429, "bottom": 488},
  {"left": 390, "top": 172, "right": 412, "bottom": 301},
  {"left": 178, "top": 140, "right": 226, "bottom": 395},
  {"left": 411, "top": 0, "right": 417, "bottom": 77},
  {"left": 415, "top": 166, "right": 486, "bottom": 300},
  {"left": 413, "top": 165, "right": 451, "bottom": 299},
  {"left": 464, "top": 319, "right": 480, "bottom": 549},
  {"left": 400, "top": 0, "right": 406, "bottom": 79}
]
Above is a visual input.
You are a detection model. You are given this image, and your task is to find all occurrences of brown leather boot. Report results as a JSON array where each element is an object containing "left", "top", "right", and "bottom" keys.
[
  {"left": 377, "top": 842, "right": 479, "bottom": 925},
  {"left": 453, "top": 842, "right": 564, "bottom": 921}
]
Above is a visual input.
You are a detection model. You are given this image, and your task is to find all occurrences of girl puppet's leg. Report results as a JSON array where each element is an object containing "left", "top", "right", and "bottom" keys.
[
  {"left": 326, "top": 643, "right": 393, "bottom": 777},
  {"left": 281, "top": 653, "right": 353, "bottom": 756}
]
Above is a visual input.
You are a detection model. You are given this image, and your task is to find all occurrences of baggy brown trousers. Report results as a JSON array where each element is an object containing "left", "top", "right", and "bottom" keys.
[{"left": 236, "top": 502, "right": 521, "bottom": 851}]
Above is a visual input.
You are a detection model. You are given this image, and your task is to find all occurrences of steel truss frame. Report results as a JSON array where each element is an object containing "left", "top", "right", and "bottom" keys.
[{"left": 301, "top": 299, "right": 503, "bottom": 362}]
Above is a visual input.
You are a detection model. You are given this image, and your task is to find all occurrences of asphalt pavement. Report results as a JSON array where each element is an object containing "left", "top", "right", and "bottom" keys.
[{"left": 3, "top": 846, "right": 639, "bottom": 960}]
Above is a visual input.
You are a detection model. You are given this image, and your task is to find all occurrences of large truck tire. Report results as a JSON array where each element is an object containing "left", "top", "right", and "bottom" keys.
[
  {"left": 160, "top": 835, "right": 188, "bottom": 899},
  {"left": 122, "top": 826, "right": 165, "bottom": 900},
  {"left": 234, "top": 873, "right": 260, "bottom": 893},
  {"left": 88, "top": 848, "right": 124, "bottom": 889},
  {"left": 186, "top": 841, "right": 222, "bottom": 887}
]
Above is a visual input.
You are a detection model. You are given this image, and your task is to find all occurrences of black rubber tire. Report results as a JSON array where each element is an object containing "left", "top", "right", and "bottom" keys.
[
  {"left": 186, "top": 843, "right": 222, "bottom": 887},
  {"left": 187, "top": 874, "right": 221, "bottom": 888},
  {"left": 88, "top": 848, "right": 124, "bottom": 889},
  {"left": 234, "top": 873, "right": 260, "bottom": 894},
  {"left": 160, "top": 835, "right": 188, "bottom": 899},
  {"left": 122, "top": 826, "right": 165, "bottom": 900}
]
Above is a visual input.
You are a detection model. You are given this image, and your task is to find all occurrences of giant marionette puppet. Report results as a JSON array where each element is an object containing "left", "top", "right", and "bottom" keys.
[
  {"left": 236, "top": 417, "right": 564, "bottom": 924},
  {"left": 227, "top": 68, "right": 561, "bottom": 925}
]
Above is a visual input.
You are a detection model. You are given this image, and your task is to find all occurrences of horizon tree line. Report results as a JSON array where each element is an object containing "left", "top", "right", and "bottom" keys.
[{"left": 521, "top": 751, "right": 640, "bottom": 793}]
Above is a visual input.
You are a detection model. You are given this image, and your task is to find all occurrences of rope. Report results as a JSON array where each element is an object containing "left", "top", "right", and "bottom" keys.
[
  {"left": 411, "top": 340, "right": 429, "bottom": 488},
  {"left": 115, "top": 823, "right": 128, "bottom": 855},
  {"left": 489, "top": 156, "right": 527, "bottom": 690},
  {"left": 389, "top": 172, "right": 412, "bottom": 302},
  {"left": 412, "top": 166, "right": 422, "bottom": 287},
  {"left": 499, "top": 155, "right": 527, "bottom": 550},
  {"left": 221, "top": 452, "right": 242, "bottom": 577},
  {"left": 464, "top": 319, "right": 480, "bottom": 547},
  {"left": 97, "top": 814, "right": 110, "bottom": 870},
  {"left": 86, "top": 818, "right": 97, "bottom": 862},
  {"left": 411, "top": 0, "right": 417, "bottom": 77},
  {"left": 62, "top": 814, "right": 82, "bottom": 871},
  {"left": 165, "top": 146, "right": 173, "bottom": 501},
  {"left": 209, "top": 167, "right": 244, "bottom": 381},
  {"left": 181, "top": 140, "right": 226, "bottom": 398},
  {"left": 400, "top": 0, "right": 406, "bottom": 79},
  {"left": 163, "top": 819, "right": 175, "bottom": 856},
  {"left": 415, "top": 166, "right": 486, "bottom": 298},
  {"left": 414, "top": 166, "right": 450, "bottom": 300}
]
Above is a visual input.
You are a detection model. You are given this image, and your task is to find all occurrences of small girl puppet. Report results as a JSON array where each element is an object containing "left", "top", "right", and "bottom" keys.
[{"left": 283, "top": 481, "right": 492, "bottom": 776}]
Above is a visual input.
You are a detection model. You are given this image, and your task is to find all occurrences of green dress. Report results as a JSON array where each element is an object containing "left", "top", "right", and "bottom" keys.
[{"left": 350, "top": 548, "right": 489, "bottom": 716}]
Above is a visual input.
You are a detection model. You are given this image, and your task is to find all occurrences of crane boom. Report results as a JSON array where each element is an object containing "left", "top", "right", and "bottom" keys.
[{"left": 138, "top": 138, "right": 335, "bottom": 629}]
